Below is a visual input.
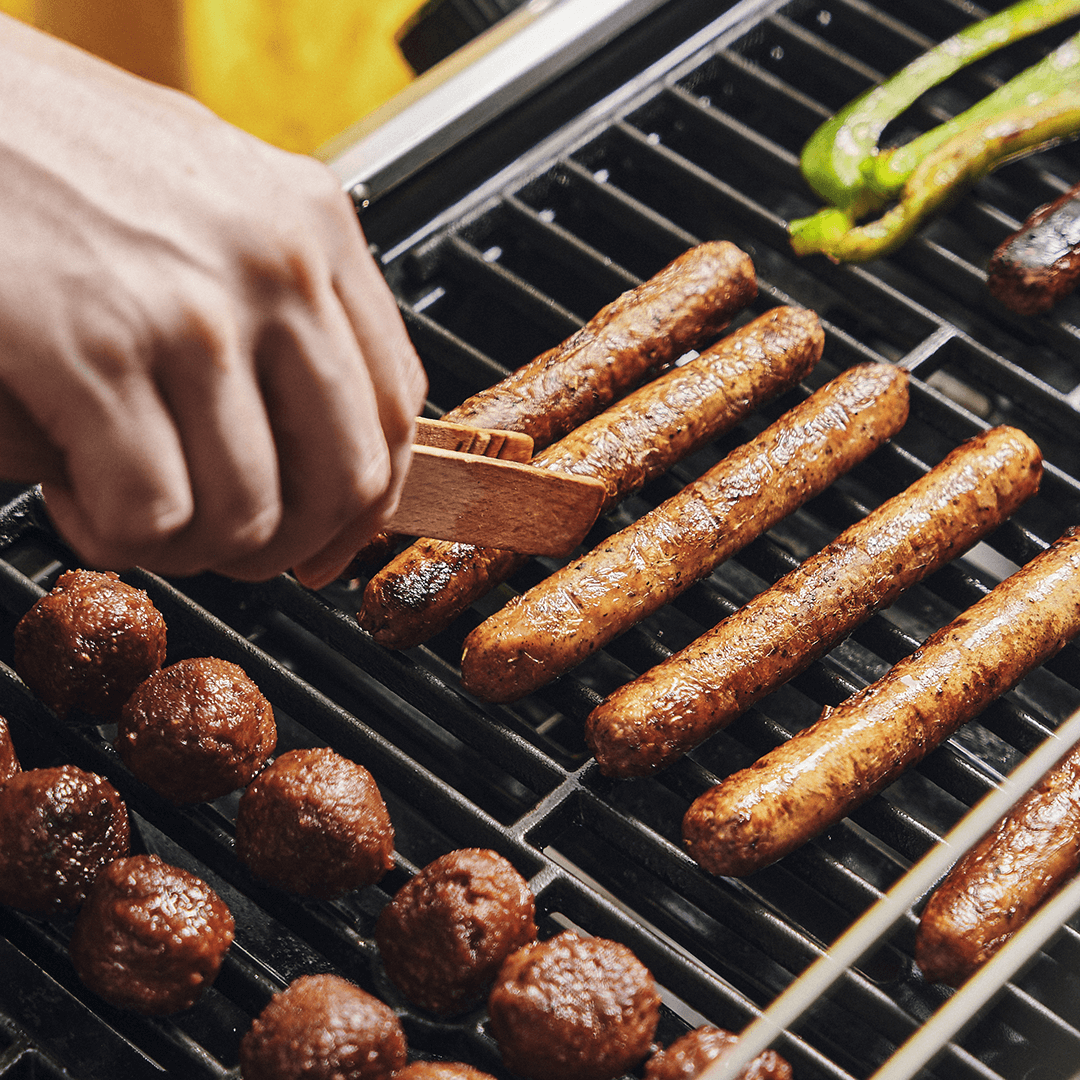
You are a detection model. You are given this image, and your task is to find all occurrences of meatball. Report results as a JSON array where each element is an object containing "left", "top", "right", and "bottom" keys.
[
  {"left": 69, "top": 853, "right": 235, "bottom": 1014},
  {"left": 643, "top": 1026, "right": 793, "bottom": 1080},
  {"left": 13, "top": 569, "right": 166, "bottom": 720},
  {"left": 376, "top": 848, "right": 536, "bottom": 1015},
  {"left": 235, "top": 747, "right": 393, "bottom": 898},
  {"left": 0, "top": 765, "right": 129, "bottom": 913},
  {"left": 487, "top": 930, "right": 660, "bottom": 1080},
  {"left": 239, "top": 973, "right": 407, "bottom": 1080},
  {"left": 116, "top": 657, "right": 276, "bottom": 804},
  {"left": 0, "top": 715, "right": 20, "bottom": 784},
  {"left": 393, "top": 1065, "right": 496, "bottom": 1079}
]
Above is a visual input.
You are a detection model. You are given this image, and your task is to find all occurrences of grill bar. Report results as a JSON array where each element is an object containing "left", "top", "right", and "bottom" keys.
[
  {"left": 702, "top": 706, "right": 1080, "bottom": 1080},
  {"left": 5, "top": 0, "right": 1080, "bottom": 1077}
]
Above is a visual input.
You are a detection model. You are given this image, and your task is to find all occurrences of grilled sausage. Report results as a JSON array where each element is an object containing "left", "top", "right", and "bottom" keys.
[
  {"left": 586, "top": 426, "right": 1043, "bottom": 778},
  {"left": 987, "top": 181, "right": 1080, "bottom": 316},
  {"left": 460, "top": 363, "right": 910, "bottom": 703},
  {"left": 916, "top": 728, "right": 1080, "bottom": 986},
  {"left": 443, "top": 240, "right": 757, "bottom": 447},
  {"left": 358, "top": 307, "right": 825, "bottom": 650},
  {"left": 347, "top": 241, "right": 756, "bottom": 567},
  {"left": 683, "top": 528, "right": 1080, "bottom": 878}
]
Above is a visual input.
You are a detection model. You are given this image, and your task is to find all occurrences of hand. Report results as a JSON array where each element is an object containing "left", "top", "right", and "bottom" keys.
[{"left": 0, "top": 14, "right": 427, "bottom": 588}]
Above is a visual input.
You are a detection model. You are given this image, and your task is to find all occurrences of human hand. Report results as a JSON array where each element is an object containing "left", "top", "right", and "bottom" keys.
[{"left": 0, "top": 14, "right": 427, "bottom": 588}]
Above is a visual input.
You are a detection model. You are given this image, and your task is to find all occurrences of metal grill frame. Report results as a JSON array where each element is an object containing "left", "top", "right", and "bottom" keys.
[{"left": 4, "top": 1, "right": 1080, "bottom": 1078}]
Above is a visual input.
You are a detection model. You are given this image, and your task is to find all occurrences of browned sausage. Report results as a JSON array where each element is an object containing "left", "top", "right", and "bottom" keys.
[
  {"left": 460, "top": 362, "right": 910, "bottom": 703},
  {"left": 444, "top": 240, "right": 757, "bottom": 447},
  {"left": 987, "top": 182, "right": 1080, "bottom": 316},
  {"left": 586, "top": 426, "right": 1043, "bottom": 778},
  {"left": 348, "top": 241, "right": 756, "bottom": 567},
  {"left": 916, "top": 731, "right": 1080, "bottom": 987},
  {"left": 682, "top": 528, "right": 1080, "bottom": 879},
  {"left": 357, "top": 306, "right": 824, "bottom": 650}
]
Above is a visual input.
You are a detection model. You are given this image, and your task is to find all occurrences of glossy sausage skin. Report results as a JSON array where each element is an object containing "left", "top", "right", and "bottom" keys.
[
  {"left": 987, "top": 182, "right": 1080, "bottom": 315},
  {"left": 460, "top": 363, "right": 910, "bottom": 703},
  {"left": 916, "top": 724, "right": 1080, "bottom": 986},
  {"left": 683, "top": 528, "right": 1080, "bottom": 878},
  {"left": 348, "top": 242, "right": 756, "bottom": 567},
  {"left": 359, "top": 306, "right": 825, "bottom": 650},
  {"left": 445, "top": 240, "right": 757, "bottom": 448},
  {"left": 586, "top": 426, "right": 1043, "bottom": 778}
]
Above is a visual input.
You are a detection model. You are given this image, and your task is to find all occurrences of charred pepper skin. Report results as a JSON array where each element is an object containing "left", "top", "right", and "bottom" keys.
[
  {"left": 799, "top": 0, "right": 1080, "bottom": 214},
  {"left": 792, "top": 10, "right": 1080, "bottom": 262}
]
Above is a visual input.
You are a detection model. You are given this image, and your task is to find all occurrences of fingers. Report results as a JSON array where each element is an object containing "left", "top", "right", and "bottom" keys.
[
  {"left": 290, "top": 222, "right": 427, "bottom": 589},
  {"left": 7, "top": 163, "right": 423, "bottom": 583},
  {"left": 210, "top": 277, "right": 408, "bottom": 583},
  {"left": 31, "top": 365, "right": 196, "bottom": 571},
  {"left": 30, "top": 294, "right": 283, "bottom": 577},
  {"left": 331, "top": 210, "right": 429, "bottom": 460},
  {"left": 0, "top": 24, "right": 425, "bottom": 585},
  {"left": 140, "top": 307, "right": 283, "bottom": 576},
  {"left": 33, "top": 255, "right": 422, "bottom": 585}
]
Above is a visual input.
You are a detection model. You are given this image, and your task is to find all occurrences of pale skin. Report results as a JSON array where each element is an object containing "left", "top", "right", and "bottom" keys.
[{"left": 0, "top": 11, "right": 428, "bottom": 588}]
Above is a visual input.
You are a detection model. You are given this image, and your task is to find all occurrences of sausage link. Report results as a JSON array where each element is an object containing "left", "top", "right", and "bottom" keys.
[
  {"left": 987, "top": 182, "right": 1080, "bottom": 316},
  {"left": 460, "top": 363, "right": 910, "bottom": 703},
  {"left": 586, "top": 426, "right": 1043, "bottom": 778},
  {"left": 358, "top": 307, "right": 825, "bottom": 650},
  {"left": 445, "top": 240, "right": 757, "bottom": 446},
  {"left": 683, "top": 527, "right": 1080, "bottom": 878},
  {"left": 347, "top": 242, "right": 756, "bottom": 569},
  {"left": 916, "top": 727, "right": 1080, "bottom": 986}
]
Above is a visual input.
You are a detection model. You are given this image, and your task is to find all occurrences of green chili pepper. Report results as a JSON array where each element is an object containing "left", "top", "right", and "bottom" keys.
[
  {"left": 799, "top": 0, "right": 1080, "bottom": 214},
  {"left": 791, "top": 85, "right": 1080, "bottom": 263},
  {"left": 865, "top": 28, "right": 1080, "bottom": 199}
]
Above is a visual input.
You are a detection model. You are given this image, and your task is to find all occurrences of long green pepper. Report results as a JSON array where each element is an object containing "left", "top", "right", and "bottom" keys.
[
  {"left": 794, "top": 85, "right": 1080, "bottom": 263},
  {"left": 792, "top": 0, "right": 1080, "bottom": 262},
  {"left": 801, "top": 0, "right": 1080, "bottom": 208}
]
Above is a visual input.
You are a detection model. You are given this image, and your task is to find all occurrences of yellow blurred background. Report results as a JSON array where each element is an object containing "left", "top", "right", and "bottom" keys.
[{"left": 0, "top": 0, "right": 422, "bottom": 154}]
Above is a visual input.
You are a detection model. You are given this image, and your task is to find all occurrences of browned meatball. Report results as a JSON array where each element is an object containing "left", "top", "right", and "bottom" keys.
[
  {"left": 393, "top": 1065, "right": 496, "bottom": 1079},
  {"left": 69, "top": 853, "right": 234, "bottom": 1014},
  {"left": 0, "top": 715, "right": 20, "bottom": 784},
  {"left": 239, "top": 973, "right": 407, "bottom": 1080},
  {"left": 116, "top": 657, "right": 276, "bottom": 804},
  {"left": 235, "top": 747, "right": 393, "bottom": 898},
  {"left": 376, "top": 848, "right": 536, "bottom": 1015},
  {"left": 13, "top": 569, "right": 166, "bottom": 720},
  {"left": 487, "top": 930, "right": 661, "bottom": 1080},
  {"left": 644, "top": 1026, "right": 793, "bottom": 1080},
  {"left": 0, "top": 765, "right": 129, "bottom": 913}
]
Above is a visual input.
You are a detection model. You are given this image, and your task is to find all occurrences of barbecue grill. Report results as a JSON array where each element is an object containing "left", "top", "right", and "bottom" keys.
[{"left": 4, "top": 1, "right": 1080, "bottom": 1077}]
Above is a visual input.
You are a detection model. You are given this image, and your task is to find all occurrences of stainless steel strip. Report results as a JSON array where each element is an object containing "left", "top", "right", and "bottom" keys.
[
  {"left": 870, "top": 871, "right": 1080, "bottom": 1079},
  {"left": 324, "top": 0, "right": 676, "bottom": 202},
  {"left": 697, "top": 703, "right": 1080, "bottom": 1080}
]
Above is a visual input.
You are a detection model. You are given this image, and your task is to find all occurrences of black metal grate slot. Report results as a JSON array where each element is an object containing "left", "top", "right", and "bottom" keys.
[{"left": 8, "top": 0, "right": 1080, "bottom": 1078}]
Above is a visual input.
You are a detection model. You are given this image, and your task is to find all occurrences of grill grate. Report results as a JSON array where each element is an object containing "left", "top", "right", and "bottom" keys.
[{"left": 5, "top": 1, "right": 1080, "bottom": 1078}]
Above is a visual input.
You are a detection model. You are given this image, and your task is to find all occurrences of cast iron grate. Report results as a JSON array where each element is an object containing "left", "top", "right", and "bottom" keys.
[{"left": 3, "top": 1, "right": 1080, "bottom": 1077}]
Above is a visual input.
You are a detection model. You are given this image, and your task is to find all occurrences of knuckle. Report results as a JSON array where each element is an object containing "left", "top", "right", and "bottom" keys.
[{"left": 217, "top": 498, "right": 282, "bottom": 557}]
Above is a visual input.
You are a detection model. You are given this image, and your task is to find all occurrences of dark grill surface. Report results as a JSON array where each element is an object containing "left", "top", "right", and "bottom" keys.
[{"left": 6, "top": 1, "right": 1080, "bottom": 1078}]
